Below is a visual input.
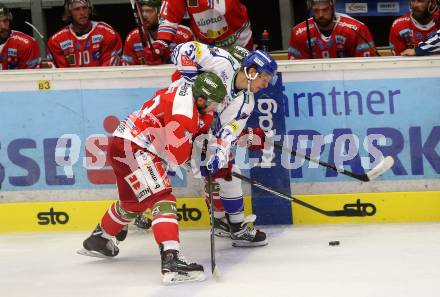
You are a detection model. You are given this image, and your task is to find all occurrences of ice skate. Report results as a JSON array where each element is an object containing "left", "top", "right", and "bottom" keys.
[
  {"left": 161, "top": 248, "right": 205, "bottom": 284},
  {"left": 77, "top": 224, "right": 119, "bottom": 258},
  {"left": 213, "top": 216, "right": 231, "bottom": 237},
  {"left": 228, "top": 214, "right": 268, "bottom": 247},
  {"left": 115, "top": 224, "right": 128, "bottom": 243}
]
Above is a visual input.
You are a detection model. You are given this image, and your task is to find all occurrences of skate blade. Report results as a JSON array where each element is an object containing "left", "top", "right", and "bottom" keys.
[
  {"left": 162, "top": 271, "right": 206, "bottom": 284},
  {"left": 232, "top": 239, "right": 268, "bottom": 247},
  {"left": 76, "top": 248, "right": 113, "bottom": 259},
  {"left": 214, "top": 229, "right": 231, "bottom": 238}
]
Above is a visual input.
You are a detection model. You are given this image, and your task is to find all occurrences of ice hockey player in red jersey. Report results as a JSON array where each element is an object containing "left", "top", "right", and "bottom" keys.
[
  {"left": 47, "top": 0, "right": 122, "bottom": 67},
  {"left": 122, "top": 0, "right": 193, "bottom": 65},
  {"left": 79, "top": 72, "right": 226, "bottom": 284},
  {"left": 390, "top": 0, "right": 440, "bottom": 56},
  {"left": 288, "top": 0, "right": 377, "bottom": 59},
  {"left": 152, "top": 0, "right": 252, "bottom": 63},
  {"left": 0, "top": 4, "right": 41, "bottom": 70}
]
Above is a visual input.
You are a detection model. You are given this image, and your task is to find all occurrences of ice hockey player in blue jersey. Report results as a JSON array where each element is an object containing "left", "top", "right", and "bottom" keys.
[{"left": 171, "top": 41, "right": 278, "bottom": 247}]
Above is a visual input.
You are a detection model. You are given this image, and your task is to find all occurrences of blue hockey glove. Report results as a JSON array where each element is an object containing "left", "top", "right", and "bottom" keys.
[{"left": 200, "top": 150, "right": 227, "bottom": 177}]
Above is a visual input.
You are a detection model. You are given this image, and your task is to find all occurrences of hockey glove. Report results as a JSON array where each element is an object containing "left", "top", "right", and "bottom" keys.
[
  {"left": 200, "top": 149, "right": 228, "bottom": 177},
  {"left": 152, "top": 40, "right": 170, "bottom": 62},
  {"left": 143, "top": 47, "right": 164, "bottom": 65},
  {"left": 238, "top": 127, "right": 266, "bottom": 151},
  {"left": 210, "top": 161, "right": 233, "bottom": 181}
]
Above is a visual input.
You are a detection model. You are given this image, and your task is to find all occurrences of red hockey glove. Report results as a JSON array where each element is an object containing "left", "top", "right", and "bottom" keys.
[
  {"left": 143, "top": 47, "right": 164, "bottom": 65},
  {"left": 210, "top": 161, "right": 233, "bottom": 182},
  {"left": 238, "top": 127, "right": 266, "bottom": 151},
  {"left": 152, "top": 40, "right": 170, "bottom": 62}
]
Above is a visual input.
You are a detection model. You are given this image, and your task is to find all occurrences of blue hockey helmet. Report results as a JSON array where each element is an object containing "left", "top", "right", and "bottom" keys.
[{"left": 242, "top": 50, "right": 278, "bottom": 85}]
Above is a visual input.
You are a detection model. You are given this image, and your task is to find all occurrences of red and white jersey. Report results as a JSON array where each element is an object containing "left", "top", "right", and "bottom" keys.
[
  {"left": 389, "top": 12, "right": 440, "bottom": 56},
  {"left": 47, "top": 21, "right": 122, "bottom": 67},
  {"left": 113, "top": 83, "right": 213, "bottom": 165},
  {"left": 122, "top": 25, "right": 194, "bottom": 65},
  {"left": 288, "top": 13, "right": 376, "bottom": 59},
  {"left": 158, "top": 0, "right": 252, "bottom": 49},
  {"left": 0, "top": 30, "right": 41, "bottom": 70}
]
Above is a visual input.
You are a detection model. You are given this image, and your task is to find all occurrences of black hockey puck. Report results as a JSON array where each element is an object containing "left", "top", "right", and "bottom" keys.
[{"left": 329, "top": 241, "right": 340, "bottom": 246}]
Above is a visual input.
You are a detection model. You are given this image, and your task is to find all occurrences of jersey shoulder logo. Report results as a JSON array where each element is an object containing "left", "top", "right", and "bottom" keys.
[
  {"left": 181, "top": 54, "right": 197, "bottom": 67},
  {"left": 60, "top": 40, "right": 73, "bottom": 50},
  {"left": 7, "top": 48, "right": 17, "bottom": 56},
  {"left": 92, "top": 34, "right": 103, "bottom": 44}
]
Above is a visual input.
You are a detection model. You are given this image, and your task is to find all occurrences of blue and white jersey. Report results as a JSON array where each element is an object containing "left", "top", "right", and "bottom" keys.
[
  {"left": 172, "top": 41, "right": 255, "bottom": 157},
  {"left": 212, "top": 91, "right": 255, "bottom": 156},
  {"left": 171, "top": 41, "right": 241, "bottom": 105},
  {"left": 416, "top": 29, "right": 440, "bottom": 56}
]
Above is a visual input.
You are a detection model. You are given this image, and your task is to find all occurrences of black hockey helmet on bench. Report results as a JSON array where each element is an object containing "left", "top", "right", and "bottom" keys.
[
  {"left": 0, "top": 3, "right": 13, "bottom": 21},
  {"left": 139, "top": 0, "right": 162, "bottom": 7},
  {"left": 307, "top": 0, "right": 335, "bottom": 10},
  {"left": 63, "top": 0, "right": 94, "bottom": 22}
]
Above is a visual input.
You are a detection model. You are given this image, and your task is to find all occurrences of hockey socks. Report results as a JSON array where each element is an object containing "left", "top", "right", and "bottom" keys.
[
  {"left": 151, "top": 200, "right": 180, "bottom": 245},
  {"left": 100, "top": 201, "right": 134, "bottom": 236}
]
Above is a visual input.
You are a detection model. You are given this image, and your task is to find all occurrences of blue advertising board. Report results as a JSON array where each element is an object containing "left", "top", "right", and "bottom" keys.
[
  {"left": 283, "top": 77, "right": 440, "bottom": 182},
  {"left": 0, "top": 62, "right": 439, "bottom": 225}
]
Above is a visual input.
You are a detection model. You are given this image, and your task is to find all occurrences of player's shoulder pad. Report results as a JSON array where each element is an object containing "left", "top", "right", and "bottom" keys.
[
  {"left": 178, "top": 41, "right": 202, "bottom": 60},
  {"left": 10, "top": 30, "right": 34, "bottom": 45},
  {"left": 50, "top": 26, "right": 70, "bottom": 40},
  {"left": 391, "top": 14, "right": 411, "bottom": 27},
  {"left": 338, "top": 13, "right": 367, "bottom": 27},
  {"left": 126, "top": 28, "right": 140, "bottom": 42},
  {"left": 293, "top": 19, "right": 314, "bottom": 37},
  {"left": 177, "top": 24, "right": 193, "bottom": 34},
  {"left": 96, "top": 21, "right": 118, "bottom": 35},
  {"left": 176, "top": 24, "right": 194, "bottom": 40},
  {"left": 337, "top": 14, "right": 362, "bottom": 31},
  {"left": 175, "top": 81, "right": 192, "bottom": 98},
  {"left": 172, "top": 82, "right": 196, "bottom": 120}
]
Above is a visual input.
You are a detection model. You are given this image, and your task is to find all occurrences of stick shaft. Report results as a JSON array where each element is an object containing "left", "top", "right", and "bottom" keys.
[
  {"left": 274, "top": 143, "right": 369, "bottom": 182},
  {"left": 208, "top": 173, "right": 216, "bottom": 273},
  {"left": 130, "top": 0, "right": 151, "bottom": 48},
  {"left": 231, "top": 172, "right": 364, "bottom": 217}
]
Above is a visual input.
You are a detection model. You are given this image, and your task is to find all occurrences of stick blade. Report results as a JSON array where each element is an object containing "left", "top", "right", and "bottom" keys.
[{"left": 366, "top": 156, "right": 395, "bottom": 181}]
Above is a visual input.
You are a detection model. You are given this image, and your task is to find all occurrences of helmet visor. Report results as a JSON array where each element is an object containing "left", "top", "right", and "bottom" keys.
[{"left": 260, "top": 70, "right": 278, "bottom": 86}]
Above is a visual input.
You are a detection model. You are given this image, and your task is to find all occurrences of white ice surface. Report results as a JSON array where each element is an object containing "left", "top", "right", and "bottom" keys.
[{"left": 1, "top": 223, "right": 440, "bottom": 297}]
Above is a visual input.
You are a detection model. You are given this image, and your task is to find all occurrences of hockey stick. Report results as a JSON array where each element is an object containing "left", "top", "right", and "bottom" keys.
[
  {"left": 24, "top": 21, "right": 47, "bottom": 57},
  {"left": 348, "top": 27, "right": 381, "bottom": 57},
  {"left": 25, "top": 21, "right": 45, "bottom": 40},
  {"left": 202, "top": 138, "right": 221, "bottom": 279},
  {"left": 305, "top": 16, "right": 314, "bottom": 58},
  {"left": 273, "top": 143, "right": 394, "bottom": 182},
  {"left": 129, "top": 0, "right": 153, "bottom": 48},
  {"left": 231, "top": 172, "right": 365, "bottom": 217},
  {"left": 207, "top": 173, "right": 221, "bottom": 279},
  {"left": 304, "top": 0, "right": 315, "bottom": 58}
]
